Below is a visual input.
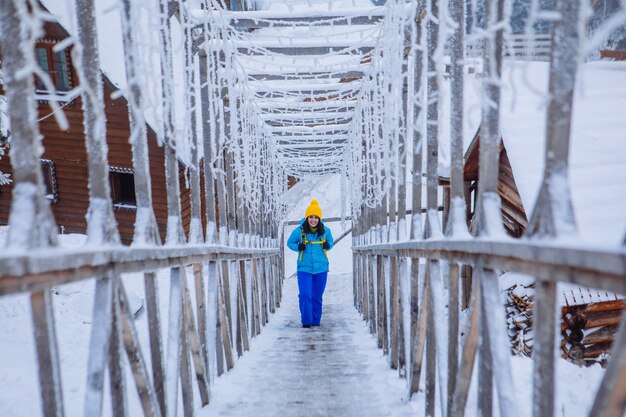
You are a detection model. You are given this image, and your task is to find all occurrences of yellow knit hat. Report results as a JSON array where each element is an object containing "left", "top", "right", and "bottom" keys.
[{"left": 304, "top": 199, "right": 322, "bottom": 219}]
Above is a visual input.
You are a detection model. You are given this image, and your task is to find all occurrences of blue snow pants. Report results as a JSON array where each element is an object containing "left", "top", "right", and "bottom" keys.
[{"left": 297, "top": 271, "right": 328, "bottom": 326}]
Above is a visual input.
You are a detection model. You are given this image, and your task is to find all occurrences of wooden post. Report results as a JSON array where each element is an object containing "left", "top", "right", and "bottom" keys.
[
  {"left": 527, "top": 2, "right": 583, "bottom": 417},
  {"left": 158, "top": 0, "right": 185, "bottom": 245},
  {"left": 423, "top": 0, "right": 441, "bottom": 239},
  {"left": 120, "top": 0, "right": 161, "bottom": 245},
  {"left": 474, "top": 0, "right": 506, "bottom": 237},
  {"left": 199, "top": 51, "right": 218, "bottom": 244},
  {"left": 445, "top": 0, "right": 468, "bottom": 238},
  {"left": 0, "top": 0, "right": 59, "bottom": 249},
  {"left": 75, "top": 0, "right": 121, "bottom": 245}
]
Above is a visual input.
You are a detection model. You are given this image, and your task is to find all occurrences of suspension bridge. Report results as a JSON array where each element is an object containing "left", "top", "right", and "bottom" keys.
[{"left": 0, "top": 1, "right": 625, "bottom": 417}]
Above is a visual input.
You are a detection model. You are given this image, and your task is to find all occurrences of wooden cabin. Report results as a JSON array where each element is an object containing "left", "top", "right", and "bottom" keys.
[
  {"left": 440, "top": 129, "right": 528, "bottom": 238},
  {"left": 0, "top": 17, "right": 194, "bottom": 244}
]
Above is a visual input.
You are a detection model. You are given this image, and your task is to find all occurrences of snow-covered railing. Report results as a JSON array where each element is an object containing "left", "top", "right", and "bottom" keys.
[
  {"left": 350, "top": 1, "right": 626, "bottom": 417},
  {"left": 0, "top": 1, "right": 283, "bottom": 417},
  {"left": 465, "top": 33, "right": 552, "bottom": 61}
]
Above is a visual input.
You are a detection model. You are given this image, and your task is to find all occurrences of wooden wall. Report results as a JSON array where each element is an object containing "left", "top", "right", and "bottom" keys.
[{"left": 0, "top": 20, "right": 195, "bottom": 244}]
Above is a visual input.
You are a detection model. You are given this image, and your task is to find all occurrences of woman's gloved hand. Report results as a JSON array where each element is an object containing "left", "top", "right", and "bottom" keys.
[
  {"left": 322, "top": 241, "right": 330, "bottom": 250},
  {"left": 298, "top": 242, "right": 306, "bottom": 251}
]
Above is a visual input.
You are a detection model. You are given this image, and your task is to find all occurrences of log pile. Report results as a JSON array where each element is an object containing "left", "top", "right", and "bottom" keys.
[
  {"left": 561, "top": 299, "right": 626, "bottom": 367},
  {"left": 505, "top": 282, "right": 534, "bottom": 357}
]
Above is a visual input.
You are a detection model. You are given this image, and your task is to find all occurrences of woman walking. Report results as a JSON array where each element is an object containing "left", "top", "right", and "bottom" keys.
[{"left": 287, "top": 199, "right": 334, "bottom": 328}]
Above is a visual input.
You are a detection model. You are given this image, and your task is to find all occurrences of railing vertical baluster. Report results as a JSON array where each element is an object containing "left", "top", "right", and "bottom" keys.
[
  {"left": 261, "top": 258, "right": 269, "bottom": 325},
  {"left": 109, "top": 276, "right": 128, "bottom": 417},
  {"left": 409, "top": 262, "right": 428, "bottom": 396},
  {"left": 204, "top": 260, "right": 217, "bottom": 384},
  {"left": 384, "top": 257, "right": 392, "bottom": 356},
  {"left": 144, "top": 272, "right": 166, "bottom": 413},
  {"left": 119, "top": 281, "right": 162, "bottom": 417},
  {"left": 425, "top": 270, "right": 436, "bottom": 417},
  {"left": 478, "top": 278, "right": 494, "bottom": 417},
  {"left": 369, "top": 255, "right": 377, "bottom": 334},
  {"left": 244, "top": 259, "right": 254, "bottom": 338},
  {"left": 398, "top": 256, "right": 408, "bottom": 376},
  {"left": 251, "top": 259, "right": 261, "bottom": 336},
  {"left": 450, "top": 280, "right": 480, "bottom": 417},
  {"left": 84, "top": 276, "right": 114, "bottom": 417},
  {"left": 447, "top": 263, "right": 460, "bottom": 414},
  {"left": 481, "top": 268, "right": 517, "bottom": 417},
  {"left": 377, "top": 255, "right": 387, "bottom": 352},
  {"left": 30, "top": 289, "right": 65, "bottom": 417},
  {"left": 166, "top": 267, "right": 183, "bottom": 414},
  {"left": 237, "top": 264, "right": 250, "bottom": 353},
  {"left": 193, "top": 264, "right": 209, "bottom": 377},
  {"left": 390, "top": 256, "right": 399, "bottom": 369},
  {"left": 588, "top": 316, "right": 626, "bottom": 417},
  {"left": 179, "top": 271, "right": 195, "bottom": 417},
  {"left": 183, "top": 276, "right": 210, "bottom": 405},
  {"left": 213, "top": 263, "right": 225, "bottom": 376},
  {"left": 217, "top": 264, "right": 235, "bottom": 371}
]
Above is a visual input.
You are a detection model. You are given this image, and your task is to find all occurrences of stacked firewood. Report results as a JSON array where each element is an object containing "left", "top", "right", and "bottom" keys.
[
  {"left": 504, "top": 282, "right": 534, "bottom": 357},
  {"left": 561, "top": 299, "right": 626, "bottom": 367}
]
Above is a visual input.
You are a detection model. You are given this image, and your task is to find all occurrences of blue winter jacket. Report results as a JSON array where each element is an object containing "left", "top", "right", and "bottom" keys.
[{"left": 287, "top": 219, "right": 334, "bottom": 274}]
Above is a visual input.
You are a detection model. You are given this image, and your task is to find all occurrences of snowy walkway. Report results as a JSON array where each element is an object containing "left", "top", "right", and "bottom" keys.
[{"left": 198, "top": 272, "right": 419, "bottom": 417}]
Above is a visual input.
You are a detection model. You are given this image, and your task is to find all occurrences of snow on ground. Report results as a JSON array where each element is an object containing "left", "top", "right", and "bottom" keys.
[
  {"left": 197, "top": 272, "right": 422, "bottom": 417},
  {"left": 0, "top": 174, "right": 615, "bottom": 417}
]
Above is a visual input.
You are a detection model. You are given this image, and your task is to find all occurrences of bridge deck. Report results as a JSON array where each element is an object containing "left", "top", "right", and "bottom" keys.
[{"left": 199, "top": 272, "right": 419, "bottom": 417}]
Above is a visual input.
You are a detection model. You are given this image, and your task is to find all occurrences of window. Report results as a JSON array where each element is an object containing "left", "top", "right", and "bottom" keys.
[
  {"left": 35, "top": 43, "right": 71, "bottom": 92},
  {"left": 110, "top": 167, "right": 136, "bottom": 211},
  {"left": 40, "top": 159, "right": 58, "bottom": 203}
]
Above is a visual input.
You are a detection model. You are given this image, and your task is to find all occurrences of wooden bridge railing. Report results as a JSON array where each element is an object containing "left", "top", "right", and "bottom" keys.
[
  {"left": 350, "top": 1, "right": 626, "bottom": 417},
  {"left": 0, "top": 1, "right": 284, "bottom": 417}
]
